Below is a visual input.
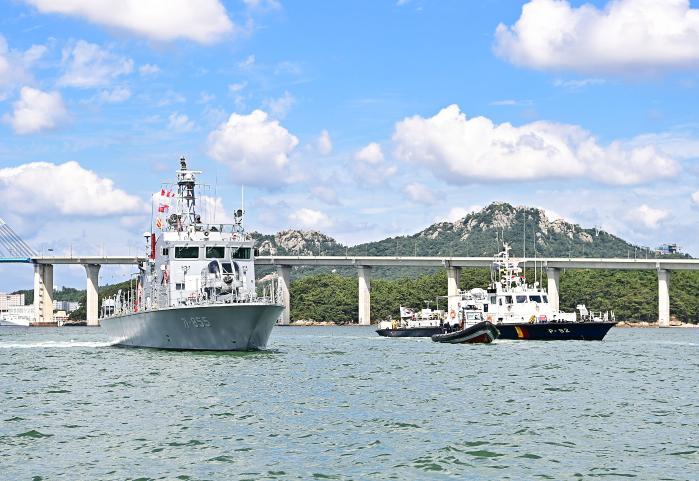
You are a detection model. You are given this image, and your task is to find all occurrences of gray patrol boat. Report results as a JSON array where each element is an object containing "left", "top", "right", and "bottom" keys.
[{"left": 100, "top": 158, "right": 284, "bottom": 350}]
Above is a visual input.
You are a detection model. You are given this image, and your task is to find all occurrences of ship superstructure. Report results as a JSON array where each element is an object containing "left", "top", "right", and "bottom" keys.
[{"left": 100, "top": 158, "right": 284, "bottom": 350}]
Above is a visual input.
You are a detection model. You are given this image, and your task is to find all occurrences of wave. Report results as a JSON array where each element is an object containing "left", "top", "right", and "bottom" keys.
[{"left": 0, "top": 340, "right": 118, "bottom": 349}]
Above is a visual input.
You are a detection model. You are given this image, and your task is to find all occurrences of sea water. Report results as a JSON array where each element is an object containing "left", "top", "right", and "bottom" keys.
[{"left": 1, "top": 326, "right": 697, "bottom": 480}]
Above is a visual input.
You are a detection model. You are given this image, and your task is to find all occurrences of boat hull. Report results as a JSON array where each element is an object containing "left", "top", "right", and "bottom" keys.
[
  {"left": 431, "top": 321, "right": 499, "bottom": 344},
  {"left": 376, "top": 326, "right": 443, "bottom": 337},
  {"left": 0, "top": 318, "right": 30, "bottom": 327},
  {"left": 496, "top": 321, "right": 617, "bottom": 341},
  {"left": 100, "top": 303, "right": 284, "bottom": 350}
]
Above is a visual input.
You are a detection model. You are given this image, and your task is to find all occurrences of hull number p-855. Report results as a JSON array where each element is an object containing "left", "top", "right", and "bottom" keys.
[{"left": 183, "top": 316, "right": 210, "bottom": 328}]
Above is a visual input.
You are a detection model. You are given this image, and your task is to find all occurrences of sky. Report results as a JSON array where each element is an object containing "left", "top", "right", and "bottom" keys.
[{"left": 2, "top": 0, "right": 699, "bottom": 290}]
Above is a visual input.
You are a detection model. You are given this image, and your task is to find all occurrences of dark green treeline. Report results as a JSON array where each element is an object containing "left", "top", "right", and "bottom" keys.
[{"left": 290, "top": 270, "right": 699, "bottom": 324}]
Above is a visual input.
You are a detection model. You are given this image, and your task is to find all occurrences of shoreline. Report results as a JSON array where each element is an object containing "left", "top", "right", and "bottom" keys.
[{"left": 284, "top": 321, "right": 699, "bottom": 328}]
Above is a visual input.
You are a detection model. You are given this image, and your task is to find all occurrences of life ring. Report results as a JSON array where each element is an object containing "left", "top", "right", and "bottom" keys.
[
  {"left": 449, "top": 309, "right": 456, "bottom": 320},
  {"left": 529, "top": 315, "right": 536, "bottom": 324}
]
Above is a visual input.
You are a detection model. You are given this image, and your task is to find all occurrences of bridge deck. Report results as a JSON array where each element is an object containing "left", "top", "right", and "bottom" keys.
[{"left": 24, "top": 255, "right": 699, "bottom": 270}]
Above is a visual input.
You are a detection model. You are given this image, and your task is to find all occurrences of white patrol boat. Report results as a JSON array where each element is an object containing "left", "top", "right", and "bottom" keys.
[
  {"left": 453, "top": 244, "right": 616, "bottom": 341},
  {"left": 376, "top": 305, "right": 445, "bottom": 337},
  {"left": 100, "top": 158, "right": 284, "bottom": 350}
]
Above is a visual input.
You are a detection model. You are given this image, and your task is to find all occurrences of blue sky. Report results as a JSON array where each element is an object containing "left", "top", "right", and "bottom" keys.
[{"left": 2, "top": 0, "right": 699, "bottom": 290}]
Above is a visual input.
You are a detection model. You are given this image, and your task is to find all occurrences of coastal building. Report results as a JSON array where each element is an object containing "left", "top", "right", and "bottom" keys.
[
  {"left": 53, "top": 300, "right": 79, "bottom": 312},
  {"left": 0, "top": 293, "right": 25, "bottom": 311}
]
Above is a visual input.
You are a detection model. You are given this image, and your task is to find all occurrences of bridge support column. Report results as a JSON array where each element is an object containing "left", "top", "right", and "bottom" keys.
[
  {"left": 85, "top": 264, "right": 100, "bottom": 326},
  {"left": 33, "top": 264, "right": 54, "bottom": 324},
  {"left": 358, "top": 266, "right": 371, "bottom": 325},
  {"left": 447, "top": 267, "right": 461, "bottom": 317},
  {"left": 658, "top": 269, "right": 670, "bottom": 327},
  {"left": 546, "top": 267, "right": 561, "bottom": 313},
  {"left": 277, "top": 265, "right": 291, "bottom": 325}
]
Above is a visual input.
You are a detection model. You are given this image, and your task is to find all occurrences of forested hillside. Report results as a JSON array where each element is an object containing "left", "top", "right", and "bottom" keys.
[{"left": 290, "top": 270, "right": 699, "bottom": 324}]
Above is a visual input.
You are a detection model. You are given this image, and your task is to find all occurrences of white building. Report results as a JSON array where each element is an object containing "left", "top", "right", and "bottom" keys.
[
  {"left": 0, "top": 293, "right": 25, "bottom": 311},
  {"left": 53, "top": 300, "right": 79, "bottom": 312}
]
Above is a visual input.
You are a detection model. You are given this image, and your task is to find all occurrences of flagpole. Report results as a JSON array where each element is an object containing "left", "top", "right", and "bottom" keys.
[{"left": 150, "top": 188, "right": 154, "bottom": 235}]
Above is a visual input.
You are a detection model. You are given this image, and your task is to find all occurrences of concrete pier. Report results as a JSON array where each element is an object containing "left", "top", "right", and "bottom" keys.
[
  {"left": 658, "top": 269, "right": 670, "bottom": 327},
  {"left": 546, "top": 267, "right": 561, "bottom": 313},
  {"left": 358, "top": 266, "right": 371, "bottom": 325},
  {"left": 447, "top": 266, "right": 461, "bottom": 316},
  {"left": 277, "top": 265, "right": 291, "bottom": 325},
  {"left": 85, "top": 264, "right": 100, "bottom": 326},
  {"left": 33, "top": 263, "right": 54, "bottom": 324}
]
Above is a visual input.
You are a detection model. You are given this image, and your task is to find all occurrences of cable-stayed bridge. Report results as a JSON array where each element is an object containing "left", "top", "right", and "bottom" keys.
[{"left": 0, "top": 218, "right": 37, "bottom": 262}]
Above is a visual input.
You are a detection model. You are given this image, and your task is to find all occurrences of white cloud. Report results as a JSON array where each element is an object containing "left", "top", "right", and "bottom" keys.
[
  {"left": 439, "top": 205, "right": 482, "bottom": 223},
  {"left": 310, "top": 186, "right": 339, "bottom": 205},
  {"left": 167, "top": 112, "right": 194, "bottom": 132},
  {"left": 627, "top": 204, "right": 669, "bottom": 229},
  {"left": 315, "top": 129, "right": 333, "bottom": 155},
  {"left": 692, "top": 191, "right": 699, "bottom": 206},
  {"left": 0, "top": 35, "right": 46, "bottom": 99},
  {"left": 139, "top": 63, "right": 160, "bottom": 76},
  {"left": 262, "top": 91, "right": 295, "bottom": 118},
  {"left": 629, "top": 131, "right": 699, "bottom": 160},
  {"left": 404, "top": 182, "right": 436, "bottom": 204},
  {"left": 356, "top": 142, "right": 384, "bottom": 164},
  {"left": 289, "top": 208, "right": 333, "bottom": 230},
  {"left": 392, "top": 104, "right": 679, "bottom": 185},
  {"left": 156, "top": 90, "right": 186, "bottom": 107},
  {"left": 207, "top": 109, "right": 299, "bottom": 188},
  {"left": 553, "top": 78, "right": 606, "bottom": 90},
  {"left": 3, "top": 87, "right": 69, "bottom": 134},
  {"left": 97, "top": 86, "right": 131, "bottom": 103},
  {"left": 244, "top": 0, "right": 281, "bottom": 11},
  {"left": 198, "top": 195, "right": 236, "bottom": 224},
  {"left": 199, "top": 91, "right": 215, "bottom": 104},
  {"left": 59, "top": 40, "right": 133, "bottom": 88},
  {"left": 229, "top": 81, "right": 247, "bottom": 93},
  {"left": 238, "top": 55, "right": 256, "bottom": 69},
  {"left": 25, "top": 0, "right": 234, "bottom": 44},
  {"left": 354, "top": 142, "right": 397, "bottom": 184},
  {"left": 0, "top": 161, "right": 142, "bottom": 216},
  {"left": 490, "top": 99, "right": 533, "bottom": 106},
  {"left": 494, "top": 0, "right": 699, "bottom": 73}
]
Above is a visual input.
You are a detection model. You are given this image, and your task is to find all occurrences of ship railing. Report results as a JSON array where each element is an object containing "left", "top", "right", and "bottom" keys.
[{"left": 100, "top": 276, "right": 280, "bottom": 319}]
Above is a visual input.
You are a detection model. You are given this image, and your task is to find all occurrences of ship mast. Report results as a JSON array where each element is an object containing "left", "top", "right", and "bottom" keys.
[{"left": 174, "top": 157, "right": 202, "bottom": 229}]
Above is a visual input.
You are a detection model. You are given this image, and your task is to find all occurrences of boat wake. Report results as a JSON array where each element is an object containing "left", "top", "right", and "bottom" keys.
[{"left": 0, "top": 340, "right": 119, "bottom": 349}]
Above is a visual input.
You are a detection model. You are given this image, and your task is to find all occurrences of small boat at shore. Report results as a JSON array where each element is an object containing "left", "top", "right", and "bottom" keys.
[
  {"left": 431, "top": 321, "right": 499, "bottom": 344},
  {"left": 376, "top": 306, "right": 445, "bottom": 338}
]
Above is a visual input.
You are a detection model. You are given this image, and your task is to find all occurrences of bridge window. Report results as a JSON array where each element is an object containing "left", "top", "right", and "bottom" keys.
[
  {"left": 529, "top": 295, "right": 542, "bottom": 303},
  {"left": 516, "top": 295, "right": 527, "bottom": 303},
  {"left": 175, "top": 246, "right": 199, "bottom": 259},
  {"left": 231, "top": 247, "right": 251, "bottom": 260},
  {"left": 505, "top": 295, "right": 513, "bottom": 304},
  {"left": 175, "top": 282, "right": 185, "bottom": 290},
  {"left": 542, "top": 295, "right": 549, "bottom": 303},
  {"left": 206, "top": 246, "right": 225, "bottom": 259},
  {"left": 162, "top": 248, "right": 169, "bottom": 257}
]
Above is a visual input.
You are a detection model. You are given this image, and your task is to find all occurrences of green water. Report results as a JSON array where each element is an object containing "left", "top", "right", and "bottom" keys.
[{"left": 1, "top": 326, "right": 697, "bottom": 480}]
